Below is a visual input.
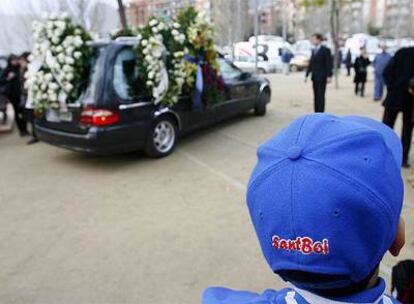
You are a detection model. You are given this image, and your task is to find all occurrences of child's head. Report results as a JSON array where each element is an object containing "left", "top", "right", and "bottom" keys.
[{"left": 247, "top": 114, "right": 405, "bottom": 295}]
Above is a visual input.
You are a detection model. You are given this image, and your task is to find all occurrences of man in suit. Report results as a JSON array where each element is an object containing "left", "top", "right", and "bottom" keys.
[
  {"left": 382, "top": 47, "right": 414, "bottom": 168},
  {"left": 306, "top": 33, "right": 333, "bottom": 112}
]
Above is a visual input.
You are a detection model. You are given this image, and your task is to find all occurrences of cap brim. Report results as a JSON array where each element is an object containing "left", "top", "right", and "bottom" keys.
[{"left": 343, "top": 116, "right": 402, "bottom": 167}]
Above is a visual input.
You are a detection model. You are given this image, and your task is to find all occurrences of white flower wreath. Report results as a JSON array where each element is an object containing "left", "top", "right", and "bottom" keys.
[
  {"left": 25, "top": 14, "right": 91, "bottom": 112},
  {"left": 135, "top": 18, "right": 188, "bottom": 106}
]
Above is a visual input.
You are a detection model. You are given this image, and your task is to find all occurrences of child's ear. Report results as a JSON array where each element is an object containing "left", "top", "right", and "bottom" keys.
[{"left": 389, "top": 218, "right": 405, "bottom": 257}]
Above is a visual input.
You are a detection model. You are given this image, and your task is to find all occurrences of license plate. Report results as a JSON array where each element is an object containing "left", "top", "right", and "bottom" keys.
[{"left": 46, "top": 110, "right": 72, "bottom": 122}]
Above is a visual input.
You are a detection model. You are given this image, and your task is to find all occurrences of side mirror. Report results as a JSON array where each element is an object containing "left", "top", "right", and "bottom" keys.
[{"left": 240, "top": 72, "right": 251, "bottom": 80}]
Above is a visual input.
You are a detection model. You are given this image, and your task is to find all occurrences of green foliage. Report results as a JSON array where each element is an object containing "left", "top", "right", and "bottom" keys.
[{"left": 367, "top": 23, "right": 381, "bottom": 36}]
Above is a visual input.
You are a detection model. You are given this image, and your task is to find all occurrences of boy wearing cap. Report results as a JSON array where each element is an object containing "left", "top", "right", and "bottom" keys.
[{"left": 203, "top": 113, "right": 405, "bottom": 304}]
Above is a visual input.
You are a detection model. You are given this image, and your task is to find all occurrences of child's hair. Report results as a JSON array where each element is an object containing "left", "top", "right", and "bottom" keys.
[
  {"left": 391, "top": 260, "right": 414, "bottom": 303},
  {"left": 278, "top": 265, "right": 378, "bottom": 297}
]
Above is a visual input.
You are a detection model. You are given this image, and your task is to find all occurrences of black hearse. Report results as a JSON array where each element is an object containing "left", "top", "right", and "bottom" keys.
[{"left": 35, "top": 39, "right": 271, "bottom": 158}]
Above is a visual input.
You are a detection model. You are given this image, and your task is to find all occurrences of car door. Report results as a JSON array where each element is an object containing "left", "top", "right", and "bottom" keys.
[
  {"left": 111, "top": 47, "right": 155, "bottom": 139},
  {"left": 213, "top": 58, "right": 258, "bottom": 121}
]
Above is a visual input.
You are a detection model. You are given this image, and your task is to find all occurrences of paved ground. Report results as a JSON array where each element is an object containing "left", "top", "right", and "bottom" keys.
[{"left": 0, "top": 72, "right": 413, "bottom": 304}]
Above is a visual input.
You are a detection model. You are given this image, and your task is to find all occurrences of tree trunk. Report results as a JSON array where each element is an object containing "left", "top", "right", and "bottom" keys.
[
  {"left": 117, "top": 0, "right": 128, "bottom": 30},
  {"left": 330, "top": 0, "right": 340, "bottom": 89}
]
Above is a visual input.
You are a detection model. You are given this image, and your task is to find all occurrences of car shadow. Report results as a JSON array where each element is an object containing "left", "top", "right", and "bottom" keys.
[
  {"left": 179, "top": 112, "right": 257, "bottom": 144},
  {"left": 50, "top": 112, "right": 260, "bottom": 169}
]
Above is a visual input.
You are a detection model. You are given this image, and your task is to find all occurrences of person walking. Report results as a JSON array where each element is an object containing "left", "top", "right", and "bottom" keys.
[
  {"left": 0, "top": 55, "right": 27, "bottom": 136},
  {"left": 19, "top": 52, "right": 38, "bottom": 144},
  {"left": 353, "top": 48, "right": 370, "bottom": 97},
  {"left": 345, "top": 49, "right": 352, "bottom": 76},
  {"left": 373, "top": 44, "right": 392, "bottom": 101},
  {"left": 382, "top": 47, "right": 414, "bottom": 168},
  {"left": 305, "top": 33, "right": 333, "bottom": 113},
  {"left": 281, "top": 47, "right": 293, "bottom": 75}
]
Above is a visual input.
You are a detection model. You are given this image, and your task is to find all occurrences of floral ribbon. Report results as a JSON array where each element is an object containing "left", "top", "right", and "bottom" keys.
[{"left": 184, "top": 54, "right": 204, "bottom": 110}]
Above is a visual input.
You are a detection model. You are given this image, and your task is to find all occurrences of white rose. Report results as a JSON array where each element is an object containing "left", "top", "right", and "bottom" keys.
[
  {"left": 173, "top": 22, "right": 180, "bottom": 29},
  {"left": 66, "top": 47, "right": 74, "bottom": 55},
  {"left": 65, "top": 57, "right": 75, "bottom": 65},
  {"left": 171, "top": 29, "right": 179, "bottom": 37},
  {"left": 152, "top": 27, "right": 159, "bottom": 34},
  {"left": 65, "top": 73, "right": 74, "bottom": 81},
  {"left": 52, "top": 36, "right": 60, "bottom": 44},
  {"left": 56, "top": 21, "right": 66, "bottom": 30},
  {"left": 64, "top": 83, "right": 73, "bottom": 92},
  {"left": 49, "top": 93, "right": 58, "bottom": 101},
  {"left": 74, "top": 28, "right": 82, "bottom": 35},
  {"left": 74, "top": 36, "right": 83, "bottom": 47},
  {"left": 63, "top": 65, "right": 72, "bottom": 72},
  {"left": 157, "top": 23, "right": 164, "bottom": 31},
  {"left": 57, "top": 53, "right": 66, "bottom": 63},
  {"left": 56, "top": 45, "right": 63, "bottom": 53},
  {"left": 44, "top": 73, "right": 53, "bottom": 81},
  {"left": 149, "top": 19, "right": 158, "bottom": 27},
  {"left": 73, "top": 51, "right": 82, "bottom": 59},
  {"left": 148, "top": 71, "right": 154, "bottom": 79},
  {"left": 145, "top": 55, "right": 152, "bottom": 62},
  {"left": 49, "top": 82, "right": 59, "bottom": 90},
  {"left": 141, "top": 39, "right": 148, "bottom": 46},
  {"left": 146, "top": 80, "right": 153, "bottom": 87},
  {"left": 153, "top": 48, "right": 162, "bottom": 59}
]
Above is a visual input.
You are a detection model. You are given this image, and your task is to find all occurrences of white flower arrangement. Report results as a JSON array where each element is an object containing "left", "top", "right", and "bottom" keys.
[
  {"left": 134, "top": 17, "right": 188, "bottom": 106},
  {"left": 25, "top": 14, "right": 91, "bottom": 111}
]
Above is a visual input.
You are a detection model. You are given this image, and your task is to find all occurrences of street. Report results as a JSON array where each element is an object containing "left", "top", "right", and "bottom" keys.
[{"left": 1, "top": 72, "right": 413, "bottom": 304}]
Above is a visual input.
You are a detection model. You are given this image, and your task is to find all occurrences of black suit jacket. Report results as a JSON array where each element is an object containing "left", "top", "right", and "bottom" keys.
[
  {"left": 383, "top": 47, "right": 414, "bottom": 111},
  {"left": 306, "top": 45, "right": 333, "bottom": 82}
]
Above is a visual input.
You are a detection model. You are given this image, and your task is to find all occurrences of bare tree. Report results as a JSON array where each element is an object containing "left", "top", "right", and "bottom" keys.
[
  {"left": 117, "top": 0, "right": 128, "bottom": 30},
  {"left": 301, "top": 0, "right": 362, "bottom": 89}
]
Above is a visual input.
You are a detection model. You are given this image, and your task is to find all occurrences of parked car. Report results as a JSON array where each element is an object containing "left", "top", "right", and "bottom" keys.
[
  {"left": 289, "top": 53, "right": 310, "bottom": 72},
  {"left": 35, "top": 40, "right": 271, "bottom": 158},
  {"left": 233, "top": 55, "right": 277, "bottom": 74}
]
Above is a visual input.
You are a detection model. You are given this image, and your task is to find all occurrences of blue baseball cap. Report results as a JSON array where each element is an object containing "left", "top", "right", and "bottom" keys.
[{"left": 247, "top": 113, "right": 404, "bottom": 290}]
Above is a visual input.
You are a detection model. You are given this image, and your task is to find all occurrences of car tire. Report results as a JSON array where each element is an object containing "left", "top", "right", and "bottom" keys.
[
  {"left": 145, "top": 116, "right": 178, "bottom": 158},
  {"left": 254, "top": 89, "right": 270, "bottom": 116},
  {"left": 258, "top": 68, "right": 266, "bottom": 74}
]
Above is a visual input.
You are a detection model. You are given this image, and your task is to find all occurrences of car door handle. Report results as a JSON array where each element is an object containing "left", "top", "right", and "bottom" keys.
[{"left": 119, "top": 102, "right": 152, "bottom": 110}]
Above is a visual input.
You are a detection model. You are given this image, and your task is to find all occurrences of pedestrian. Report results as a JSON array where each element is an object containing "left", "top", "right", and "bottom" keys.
[
  {"left": 305, "top": 33, "right": 333, "bottom": 113},
  {"left": 353, "top": 47, "right": 370, "bottom": 97},
  {"left": 0, "top": 54, "right": 27, "bottom": 135},
  {"left": 281, "top": 47, "right": 293, "bottom": 75},
  {"left": 337, "top": 48, "right": 343, "bottom": 69},
  {"left": 372, "top": 44, "right": 392, "bottom": 101},
  {"left": 19, "top": 52, "right": 38, "bottom": 144},
  {"left": 203, "top": 113, "right": 405, "bottom": 304},
  {"left": 382, "top": 47, "right": 414, "bottom": 168},
  {"left": 345, "top": 49, "right": 352, "bottom": 76}
]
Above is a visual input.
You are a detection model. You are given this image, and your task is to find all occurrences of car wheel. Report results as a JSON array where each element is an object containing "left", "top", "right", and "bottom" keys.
[
  {"left": 257, "top": 68, "right": 266, "bottom": 74},
  {"left": 254, "top": 89, "right": 270, "bottom": 116},
  {"left": 145, "top": 116, "right": 178, "bottom": 158},
  {"left": 290, "top": 65, "right": 298, "bottom": 72}
]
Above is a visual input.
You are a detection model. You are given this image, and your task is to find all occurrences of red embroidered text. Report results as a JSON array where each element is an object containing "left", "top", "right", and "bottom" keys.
[{"left": 271, "top": 235, "right": 329, "bottom": 255}]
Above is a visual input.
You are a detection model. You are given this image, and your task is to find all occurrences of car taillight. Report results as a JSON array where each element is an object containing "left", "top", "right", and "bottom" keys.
[{"left": 80, "top": 108, "right": 120, "bottom": 126}]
